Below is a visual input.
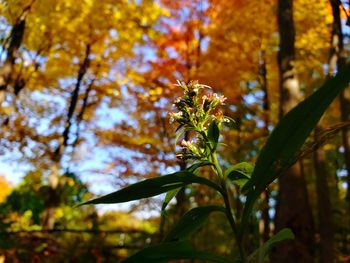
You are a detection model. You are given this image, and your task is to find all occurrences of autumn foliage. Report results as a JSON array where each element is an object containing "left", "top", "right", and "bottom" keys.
[{"left": 0, "top": 0, "right": 350, "bottom": 262}]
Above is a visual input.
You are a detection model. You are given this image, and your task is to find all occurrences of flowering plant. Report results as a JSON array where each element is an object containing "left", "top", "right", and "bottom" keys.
[
  {"left": 169, "top": 80, "right": 229, "bottom": 161},
  {"left": 79, "top": 69, "right": 350, "bottom": 262}
]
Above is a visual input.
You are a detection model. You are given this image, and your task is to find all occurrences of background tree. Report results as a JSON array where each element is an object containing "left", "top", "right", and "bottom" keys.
[{"left": 272, "top": 1, "right": 315, "bottom": 262}]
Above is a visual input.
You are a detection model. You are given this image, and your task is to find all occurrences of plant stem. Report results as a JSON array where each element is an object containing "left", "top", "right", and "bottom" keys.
[
  {"left": 222, "top": 187, "right": 247, "bottom": 263},
  {"left": 211, "top": 151, "right": 247, "bottom": 262},
  {"left": 211, "top": 151, "right": 223, "bottom": 178}
]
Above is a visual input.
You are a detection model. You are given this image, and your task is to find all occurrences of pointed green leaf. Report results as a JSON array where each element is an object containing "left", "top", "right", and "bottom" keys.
[
  {"left": 161, "top": 188, "right": 181, "bottom": 211},
  {"left": 243, "top": 64, "right": 350, "bottom": 194},
  {"left": 224, "top": 162, "right": 253, "bottom": 188},
  {"left": 248, "top": 229, "right": 294, "bottom": 263},
  {"left": 208, "top": 121, "right": 220, "bottom": 151},
  {"left": 240, "top": 64, "right": 350, "bottom": 232},
  {"left": 164, "top": 205, "right": 225, "bottom": 242},
  {"left": 187, "top": 161, "right": 214, "bottom": 173},
  {"left": 161, "top": 162, "right": 215, "bottom": 211},
  {"left": 123, "top": 240, "right": 233, "bottom": 263},
  {"left": 79, "top": 171, "right": 223, "bottom": 206}
]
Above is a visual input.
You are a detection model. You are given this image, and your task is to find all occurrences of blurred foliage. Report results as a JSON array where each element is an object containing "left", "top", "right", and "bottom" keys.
[
  {"left": 0, "top": 170, "right": 157, "bottom": 262},
  {"left": 0, "top": 170, "right": 88, "bottom": 227},
  {"left": 0, "top": 176, "right": 11, "bottom": 203}
]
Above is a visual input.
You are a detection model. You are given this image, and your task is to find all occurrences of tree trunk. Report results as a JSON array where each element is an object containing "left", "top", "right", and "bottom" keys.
[
  {"left": 42, "top": 161, "right": 60, "bottom": 230},
  {"left": 272, "top": 0, "right": 315, "bottom": 262},
  {"left": 273, "top": 164, "right": 315, "bottom": 262},
  {"left": 259, "top": 50, "right": 270, "bottom": 244},
  {"left": 259, "top": 190, "right": 270, "bottom": 244},
  {"left": 329, "top": 0, "right": 350, "bottom": 202},
  {"left": 0, "top": 5, "right": 31, "bottom": 103},
  {"left": 313, "top": 127, "right": 335, "bottom": 263},
  {"left": 42, "top": 44, "right": 91, "bottom": 230},
  {"left": 328, "top": 0, "right": 350, "bottom": 256},
  {"left": 340, "top": 92, "right": 350, "bottom": 201}
]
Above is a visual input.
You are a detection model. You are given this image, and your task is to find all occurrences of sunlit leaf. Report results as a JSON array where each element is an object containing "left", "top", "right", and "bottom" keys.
[
  {"left": 79, "top": 171, "right": 223, "bottom": 206},
  {"left": 161, "top": 188, "right": 181, "bottom": 211},
  {"left": 224, "top": 162, "right": 253, "bottom": 188}
]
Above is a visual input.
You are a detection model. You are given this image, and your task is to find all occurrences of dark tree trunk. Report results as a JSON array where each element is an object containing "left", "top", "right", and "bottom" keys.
[
  {"left": 328, "top": 0, "right": 350, "bottom": 256},
  {"left": 314, "top": 127, "right": 335, "bottom": 263},
  {"left": 329, "top": 0, "right": 350, "bottom": 202},
  {"left": 42, "top": 44, "right": 91, "bottom": 230},
  {"left": 259, "top": 50, "right": 271, "bottom": 244},
  {"left": 340, "top": 92, "right": 350, "bottom": 201},
  {"left": 272, "top": 0, "right": 315, "bottom": 262},
  {"left": 0, "top": 5, "right": 31, "bottom": 102},
  {"left": 273, "top": 164, "right": 315, "bottom": 262}
]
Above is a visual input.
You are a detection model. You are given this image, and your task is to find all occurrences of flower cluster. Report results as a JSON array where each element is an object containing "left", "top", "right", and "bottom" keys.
[{"left": 169, "top": 80, "right": 230, "bottom": 160}]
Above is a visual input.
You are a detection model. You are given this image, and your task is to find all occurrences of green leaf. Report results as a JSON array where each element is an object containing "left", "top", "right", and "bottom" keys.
[
  {"left": 207, "top": 121, "right": 220, "bottom": 151},
  {"left": 248, "top": 229, "right": 294, "bottom": 263},
  {"left": 161, "top": 162, "right": 215, "bottom": 211},
  {"left": 123, "top": 240, "right": 233, "bottom": 263},
  {"left": 187, "top": 161, "right": 214, "bottom": 173},
  {"left": 224, "top": 162, "right": 253, "bottom": 188},
  {"left": 79, "top": 171, "right": 223, "bottom": 206},
  {"left": 161, "top": 188, "right": 181, "bottom": 211},
  {"left": 240, "top": 64, "right": 350, "bottom": 232},
  {"left": 164, "top": 205, "right": 225, "bottom": 242}
]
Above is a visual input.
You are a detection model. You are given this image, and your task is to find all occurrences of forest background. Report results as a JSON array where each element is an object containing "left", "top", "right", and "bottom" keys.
[{"left": 0, "top": 0, "right": 350, "bottom": 262}]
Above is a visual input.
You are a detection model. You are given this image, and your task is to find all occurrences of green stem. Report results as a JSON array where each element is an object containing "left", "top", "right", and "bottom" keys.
[
  {"left": 222, "top": 188, "right": 246, "bottom": 263},
  {"left": 211, "top": 151, "right": 223, "bottom": 178},
  {"left": 211, "top": 151, "right": 246, "bottom": 262}
]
